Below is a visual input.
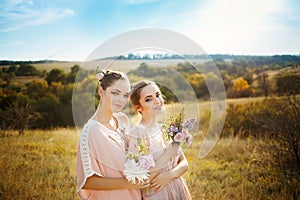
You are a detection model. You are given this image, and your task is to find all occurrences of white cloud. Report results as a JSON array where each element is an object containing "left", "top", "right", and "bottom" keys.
[
  {"left": 177, "top": 0, "right": 299, "bottom": 54},
  {"left": 0, "top": 0, "right": 74, "bottom": 32}
]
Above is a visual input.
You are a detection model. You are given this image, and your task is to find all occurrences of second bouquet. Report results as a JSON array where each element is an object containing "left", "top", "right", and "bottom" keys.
[{"left": 123, "top": 137, "right": 155, "bottom": 184}]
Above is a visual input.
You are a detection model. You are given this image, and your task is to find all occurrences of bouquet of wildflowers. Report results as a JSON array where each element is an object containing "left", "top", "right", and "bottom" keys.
[
  {"left": 163, "top": 106, "right": 196, "bottom": 146},
  {"left": 123, "top": 138, "right": 155, "bottom": 184}
]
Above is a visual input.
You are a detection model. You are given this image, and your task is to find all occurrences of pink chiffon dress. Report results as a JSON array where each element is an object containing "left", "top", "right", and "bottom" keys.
[
  {"left": 128, "top": 124, "right": 192, "bottom": 200},
  {"left": 76, "top": 113, "right": 141, "bottom": 200}
]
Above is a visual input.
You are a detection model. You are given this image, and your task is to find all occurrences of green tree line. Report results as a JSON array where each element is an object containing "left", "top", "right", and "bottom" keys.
[
  {"left": 0, "top": 64, "right": 85, "bottom": 134},
  {"left": 0, "top": 58, "right": 300, "bottom": 134}
]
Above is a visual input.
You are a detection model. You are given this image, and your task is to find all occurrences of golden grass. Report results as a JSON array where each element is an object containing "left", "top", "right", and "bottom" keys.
[
  {"left": 1, "top": 59, "right": 209, "bottom": 73},
  {"left": 0, "top": 128, "right": 79, "bottom": 199},
  {"left": 184, "top": 136, "right": 299, "bottom": 200},
  {"left": 1, "top": 122, "right": 299, "bottom": 199},
  {"left": 28, "top": 62, "right": 81, "bottom": 72}
]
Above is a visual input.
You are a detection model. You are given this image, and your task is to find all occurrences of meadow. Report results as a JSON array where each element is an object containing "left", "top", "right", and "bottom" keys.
[
  {"left": 1, "top": 98, "right": 299, "bottom": 199},
  {"left": 0, "top": 129, "right": 78, "bottom": 199},
  {"left": 1, "top": 58, "right": 299, "bottom": 199},
  {"left": 1, "top": 128, "right": 296, "bottom": 199}
]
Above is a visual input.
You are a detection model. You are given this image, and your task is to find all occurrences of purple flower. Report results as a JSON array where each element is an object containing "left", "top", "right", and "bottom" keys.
[
  {"left": 183, "top": 118, "right": 196, "bottom": 129},
  {"left": 168, "top": 125, "right": 179, "bottom": 133}
]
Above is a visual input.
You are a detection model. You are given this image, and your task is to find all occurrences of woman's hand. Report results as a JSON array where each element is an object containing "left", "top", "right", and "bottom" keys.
[
  {"left": 150, "top": 171, "right": 174, "bottom": 192},
  {"left": 129, "top": 179, "right": 151, "bottom": 189}
]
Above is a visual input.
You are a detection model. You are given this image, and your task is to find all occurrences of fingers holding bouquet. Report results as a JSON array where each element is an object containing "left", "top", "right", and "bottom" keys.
[{"left": 130, "top": 178, "right": 150, "bottom": 189}]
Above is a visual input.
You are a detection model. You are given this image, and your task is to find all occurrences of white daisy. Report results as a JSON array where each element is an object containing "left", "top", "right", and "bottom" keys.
[{"left": 123, "top": 159, "right": 149, "bottom": 184}]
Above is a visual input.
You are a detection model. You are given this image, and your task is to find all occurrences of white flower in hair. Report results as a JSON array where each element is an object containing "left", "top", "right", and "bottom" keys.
[{"left": 97, "top": 71, "right": 105, "bottom": 81}]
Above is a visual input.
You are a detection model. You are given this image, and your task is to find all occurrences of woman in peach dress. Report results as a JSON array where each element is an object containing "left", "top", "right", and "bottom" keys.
[
  {"left": 129, "top": 80, "right": 192, "bottom": 200},
  {"left": 76, "top": 70, "right": 149, "bottom": 200}
]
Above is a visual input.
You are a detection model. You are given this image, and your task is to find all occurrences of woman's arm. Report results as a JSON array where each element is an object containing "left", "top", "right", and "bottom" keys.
[
  {"left": 149, "top": 144, "right": 179, "bottom": 181},
  {"left": 150, "top": 152, "right": 189, "bottom": 192},
  {"left": 83, "top": 175, "right": 150, "bottom": 190},
  {"left": 151, "top": 144, "right": 179, "bottom": 171},
  {"left": 167, "top": 152, "right": 189, "bottom": 179},
  {"left": 148, "top": 144, "right": 179, "bottom": 182},
  {"left": 150, "top": 127, "right": 180, "bottom": 172}
]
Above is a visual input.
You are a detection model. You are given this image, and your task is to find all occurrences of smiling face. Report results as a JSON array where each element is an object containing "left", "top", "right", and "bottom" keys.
[
  {"left": 99, "top": 79, "right": 130, "bottom": 113},
  {"left": 138, "top": 84, "right": 165, "bottom": 116}
]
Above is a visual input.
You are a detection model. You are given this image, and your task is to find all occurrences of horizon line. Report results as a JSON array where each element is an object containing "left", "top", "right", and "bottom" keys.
[{"left": 1, "top": 53, "right": 300, "bottom": 63}]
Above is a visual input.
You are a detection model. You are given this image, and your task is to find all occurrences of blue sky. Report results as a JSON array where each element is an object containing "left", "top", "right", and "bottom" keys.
[{"left": 0, "top": 0, "right": 299, "bottom": 61}]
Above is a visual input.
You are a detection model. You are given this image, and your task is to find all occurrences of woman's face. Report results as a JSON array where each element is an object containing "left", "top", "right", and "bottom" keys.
[
  {"left": 101, "top": 79, "right": 130, "bottom": 113},
  {"left": 138, "top": 84, "right": 164, "bottom": 116}
]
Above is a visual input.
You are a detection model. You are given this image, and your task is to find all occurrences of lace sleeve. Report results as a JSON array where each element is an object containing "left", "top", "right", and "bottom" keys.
[{"left": 77, "top": 121, "right": 103, "bottom": 192}]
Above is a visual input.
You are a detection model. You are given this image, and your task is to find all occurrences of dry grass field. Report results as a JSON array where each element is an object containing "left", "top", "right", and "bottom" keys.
[
  {"left": 1, "top": 59, "right": 210, "bottom": 73},
  {"left": 1, "top": 98, "right": 299, "bottom": 199},
  {"left": 0, "top": 129, "right": 78, "bottom": 199},
  {"left": 1, "top": 128, "right": 297, "bottom": 199}
]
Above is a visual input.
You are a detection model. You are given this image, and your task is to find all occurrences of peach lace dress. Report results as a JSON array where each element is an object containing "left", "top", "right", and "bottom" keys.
[
  {"left": 128, "top": 124, "right": 192, "bottom": 200},
  {"left": 76, "top": 113, "right": 141, "bottom": 200}
]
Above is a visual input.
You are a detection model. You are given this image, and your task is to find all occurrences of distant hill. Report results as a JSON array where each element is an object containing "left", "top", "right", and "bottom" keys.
[
  {"left": 1, "top": 54, "right": 300, "bottom": 72},
  {"left": 0, "top": 60, "right": 82, "bottom": 72},
  {"left": 97, "top": 53, "right": 300, "bottom": 62},
  {"left": 0, "top": 59, "right": 69, "bottom": 66},
  {"left": 2, "top": 54, "right": 300, "bottom": 64}
]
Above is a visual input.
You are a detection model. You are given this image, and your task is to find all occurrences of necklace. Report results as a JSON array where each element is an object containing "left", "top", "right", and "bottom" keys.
[{"left": 117, "top": 127, "right": 128, "bottom": 152}]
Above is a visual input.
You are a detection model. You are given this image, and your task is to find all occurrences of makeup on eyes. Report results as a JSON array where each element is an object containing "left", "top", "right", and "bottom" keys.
[
  {"left": 144, "top": 92, "right": 161, "bottom": 102},
  {"left": 111, "top": 89, "right": 130, "bottom": 99}
]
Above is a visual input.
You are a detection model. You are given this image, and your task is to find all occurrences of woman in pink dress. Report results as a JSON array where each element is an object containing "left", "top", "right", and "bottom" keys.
[
  {"left": 76, "top": 70, "right": 149, "bottom": 200},
  {"left": 129, "top": 80, "right": 192, "bottom": 200}
]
